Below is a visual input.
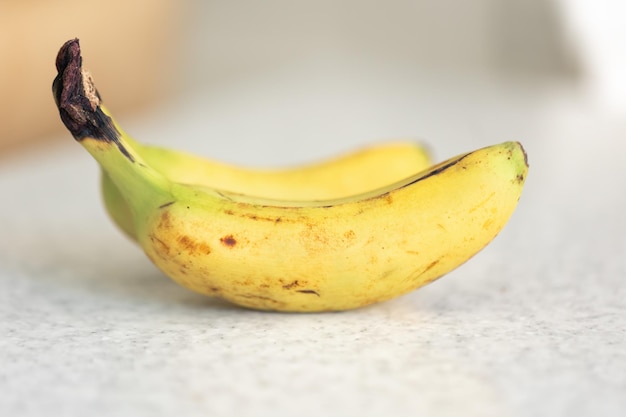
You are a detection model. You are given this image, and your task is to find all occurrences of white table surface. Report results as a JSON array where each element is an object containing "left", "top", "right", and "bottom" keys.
[{"left": 1, "top": 67, "right": 625, "bottom": 417}]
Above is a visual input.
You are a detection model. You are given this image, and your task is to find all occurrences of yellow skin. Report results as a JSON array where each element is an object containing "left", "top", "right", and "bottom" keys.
[
  {"left": 53, "top": 39, "right": 528, "bottom": 312},
  {"left": 125, "top": 138, "right": 433, "bottom": 200},
  {"left": 100, "top": 133, "right": 433, "bottom": 240}
]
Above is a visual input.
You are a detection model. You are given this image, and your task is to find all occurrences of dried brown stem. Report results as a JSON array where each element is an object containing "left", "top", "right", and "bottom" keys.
[{"left": 52, "top": 39, "right": 117, "bottom": 143}]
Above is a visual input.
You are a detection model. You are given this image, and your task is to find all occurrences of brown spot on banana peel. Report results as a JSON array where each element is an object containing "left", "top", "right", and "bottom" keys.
[
  {"left": 407, "top": 259, "right": 443, "bottom": 286},
  {"left": 296, "top": 289, "right": 320, "bottom": 296},
  {"left": 422, "top": 259, "right": 440, "bottom": 275},
  {"left": 224, "top": 209, "right": 285, "bottom": 223},
  {"left": 469, "top": 192, "right": 496, "bottom": 213},
  {"left": 177, "top": 235, "right": 212, "bottom": 255},
  {"left": 220, "top": 235, "right": 237, "bottom": 247},
  {"left": 280, "top": 279, "right": 317, "bottom": 291},
  {"left": 149, "top": 234, "right": 171, "bottom": 257},
  {"left": 236, "top": 293, "right": 284, "bottom": 305},
  {"left": 158, "top": 211, "right": 173, "bottom": 229},
  {"left": 282, "top": 280, "right": 301, "bottom": 290},
  {"left": 398, "top": 154, "right": 469, "bottom": 188},
  {"left": 52, "top": 38, "right": 134, "bottom": 161},
  {"left": 344, "top": 230, "right": 356, "bottom": 241}
]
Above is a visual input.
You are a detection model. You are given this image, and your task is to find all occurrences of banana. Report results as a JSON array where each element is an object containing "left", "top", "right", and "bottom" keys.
[
  {"left": 124, "top": 140, "right": 433, "bottom": 199},
  {"left": 53, "top": 39, "right": 528, "bottom": 312},
  {"left": 101, "top": 136, "right": 433, "bottom": 239}
]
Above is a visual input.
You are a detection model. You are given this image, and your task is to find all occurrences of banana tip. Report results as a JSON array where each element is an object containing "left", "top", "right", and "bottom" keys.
[
  {"left": 515, "top": 141, "right": 529, "bottom": 168},
  {"left": 52, "top": 38, "right": 119, "bottom": 145}
]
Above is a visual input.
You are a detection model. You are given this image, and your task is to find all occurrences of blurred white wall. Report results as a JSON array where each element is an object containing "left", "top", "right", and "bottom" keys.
[{"left": 181, "top": 0, "right": 579, "bottom": 88}]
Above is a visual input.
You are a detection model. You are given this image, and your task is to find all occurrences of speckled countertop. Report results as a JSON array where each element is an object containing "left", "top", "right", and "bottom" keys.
[{"left": 1, "top": 67, "right": 625, "bottom": 416}]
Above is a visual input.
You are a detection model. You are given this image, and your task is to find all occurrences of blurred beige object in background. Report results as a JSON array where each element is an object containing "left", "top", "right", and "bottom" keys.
[{"left": 0, "top": 0, "right": 183, "bottom": 155}]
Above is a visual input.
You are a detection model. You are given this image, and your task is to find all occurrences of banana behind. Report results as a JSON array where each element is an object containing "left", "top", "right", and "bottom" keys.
[
  {"left": 53, "top": 39, "right": 528, "bottom": 312},
  {"left": 101, "top": 139, "right": 433, "bottom": 240}
]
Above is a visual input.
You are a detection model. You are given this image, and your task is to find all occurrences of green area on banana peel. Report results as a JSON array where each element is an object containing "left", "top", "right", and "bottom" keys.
[{"left": 53, "top": 38, "right": 528, "bottom": 312}]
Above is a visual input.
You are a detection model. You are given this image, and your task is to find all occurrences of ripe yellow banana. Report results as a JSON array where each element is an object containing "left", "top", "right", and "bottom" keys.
[
  {"left": 53, "top": 39, "right": 528, "bottom": 312},
  {"left": 101, "top": 137, "right": 433, "bottom": 240}
]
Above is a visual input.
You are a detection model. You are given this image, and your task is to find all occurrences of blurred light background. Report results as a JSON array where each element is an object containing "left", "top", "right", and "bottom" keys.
[{"left": 0, "top": 0, "right": 624, "bottom": 159}]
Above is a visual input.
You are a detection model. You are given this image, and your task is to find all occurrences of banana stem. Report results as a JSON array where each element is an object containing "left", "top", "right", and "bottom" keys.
[{"left": 53, "top": 39, "right": 173, "bottom": 213}]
